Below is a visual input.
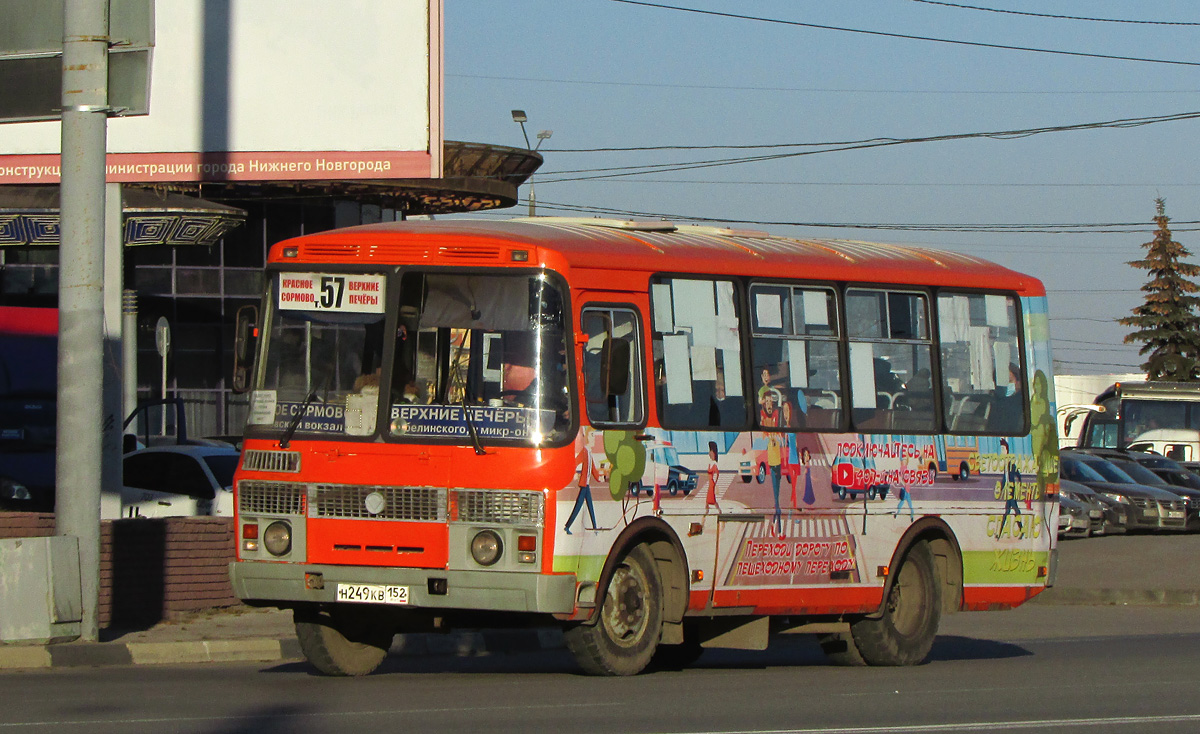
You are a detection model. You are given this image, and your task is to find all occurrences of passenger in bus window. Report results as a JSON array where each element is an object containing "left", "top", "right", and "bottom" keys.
[
  {"left": 501, "top": 332, "right": 537, "bottom": 406},
  {"left": 991, "top": 362, "right": 1024, "bottom": 433}
]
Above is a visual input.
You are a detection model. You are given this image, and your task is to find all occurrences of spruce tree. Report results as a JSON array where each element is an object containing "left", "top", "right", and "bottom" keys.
[{"left": 1118, "top": 199, "right": 1200, "bottom": 381}]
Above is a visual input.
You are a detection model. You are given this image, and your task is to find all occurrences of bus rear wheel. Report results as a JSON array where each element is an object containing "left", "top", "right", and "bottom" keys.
[
  {"left": 822, "top": 541, "right": 941, "bottom": 666},
  {"left": 294, "top": 605, "right": 394, "bottom": 676},
  {"left": 564, "top": 543, "right": 663, "bottom": 676}
]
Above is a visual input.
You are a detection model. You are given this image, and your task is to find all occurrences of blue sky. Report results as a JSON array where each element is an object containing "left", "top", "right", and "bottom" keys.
[{"left": 443, "top": 1, "right": 1200, "bottom": 376}]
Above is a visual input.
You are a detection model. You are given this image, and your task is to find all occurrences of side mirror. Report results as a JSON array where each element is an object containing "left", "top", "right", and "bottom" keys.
[{"left": 232, "top": 305, "right": 259, "bottom": 393}]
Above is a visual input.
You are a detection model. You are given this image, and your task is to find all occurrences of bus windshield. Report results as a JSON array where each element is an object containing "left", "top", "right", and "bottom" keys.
[
  {"left": 247, "top": 270, "right": 571, "bottom": 446},
  {"left": 1122, "top": 398, "right": 1200, "bottom": 440}
]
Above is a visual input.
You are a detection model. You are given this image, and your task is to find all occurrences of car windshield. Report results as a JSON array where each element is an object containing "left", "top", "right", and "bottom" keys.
[
  {"left": 1136, "top": 455, "right": 1176, "bottom": 469},
  {"left": 1061, "top": 457, "right": 1107, "bottom": 483},
  {"left": 1113, "top": 460, "right": 1167, "bottom": 485},
  {"left": 1162, "top": 470, "right": 1200, "bottom": 490},
  {"left": 203, "top": 454, "right": 239, "bottom": 488},
  {"left": 1082, "top": 457, "right": 1136, "bottom": 483}
]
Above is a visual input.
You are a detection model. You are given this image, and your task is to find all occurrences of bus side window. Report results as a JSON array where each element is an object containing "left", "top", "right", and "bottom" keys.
[
  {"left": 937, "top": 292, "right": 1025, "bottom": 435},
  {"left": 846, "top": 289, "right": 936, "bottom": 433},
  {"left": 749, "top": 283, "right": 843, "bottom": 431},
  {"left": 650, "top": 278, "right": 748, "bottom": 430},
  {"left": 581, "top": 307, "right": 645, "bottom": 425}
]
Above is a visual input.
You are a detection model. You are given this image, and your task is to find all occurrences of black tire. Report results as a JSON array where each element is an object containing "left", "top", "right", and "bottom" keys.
[
  {"left": 667, "top": 480, "right": 679, "bottom": 497},
  {"left": 836, "top": 541, "right": 941, "bottom": 666},
  {"left": 294, "top": 605, "right": 394, "bottom": 676},
  {"left": 563, "top": 544, "right": 663, "bottom": 676},
  {"left": 837, "top": 487, "right": 848, "bottom": 500},
  {"left": 958, "top": 463, "right": 970, "bottom": 481},
  {"left": 756, "top": 464, "right": 767, "bottom": 484}
]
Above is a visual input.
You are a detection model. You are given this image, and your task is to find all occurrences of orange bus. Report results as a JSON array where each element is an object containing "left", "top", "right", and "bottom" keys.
[{"left": 228, "top": 217, "right": 1060, "bottom": 676}]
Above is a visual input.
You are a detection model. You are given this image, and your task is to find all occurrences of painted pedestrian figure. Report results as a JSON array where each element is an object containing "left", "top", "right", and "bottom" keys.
[
  {"left": 565, "top": 427, "right": 603, "bottom": 534},
  {"left": 996, "top": 438, "right": 1024, "bottom": 538},
  {"left": 704, "top": 440, "right": 721, "bottom": 515}
]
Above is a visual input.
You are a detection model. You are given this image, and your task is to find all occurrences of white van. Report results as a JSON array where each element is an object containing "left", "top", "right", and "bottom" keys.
[{"left": 1126, "top": 428, "right": 1200, "bottom": 463}]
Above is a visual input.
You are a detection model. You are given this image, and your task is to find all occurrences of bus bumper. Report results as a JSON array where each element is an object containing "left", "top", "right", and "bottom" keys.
[{"left": 229, "top": 561, "right": 578, "bottom": 615}]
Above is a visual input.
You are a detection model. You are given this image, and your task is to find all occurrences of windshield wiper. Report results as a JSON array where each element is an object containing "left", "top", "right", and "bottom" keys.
[
  {"left": 461, "top": 395, "right": 487, "bottom": 456},
  {"left": 280, "top": 390, "right": 317, "bottom": 449}
]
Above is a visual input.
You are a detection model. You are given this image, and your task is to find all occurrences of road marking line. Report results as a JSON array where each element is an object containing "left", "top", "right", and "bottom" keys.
[{"left": 677, "top": 714, "right": 1200, "bottom": 734}]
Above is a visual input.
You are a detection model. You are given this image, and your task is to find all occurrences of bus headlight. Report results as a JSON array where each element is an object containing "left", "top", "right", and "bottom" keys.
[
  {"left": 263, "top": 521, "right": 292, "bottom": 556},
  {"left": 470, "top": 530, "right": 503, "bottom": 566}
]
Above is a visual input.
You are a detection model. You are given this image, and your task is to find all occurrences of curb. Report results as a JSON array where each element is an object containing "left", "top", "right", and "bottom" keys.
[
  {"left": 0, "top": 628, "right": 567, "bottom": 671},
  {"left": 1031, "top": 588, "right": 1200, "bottom": 606}
]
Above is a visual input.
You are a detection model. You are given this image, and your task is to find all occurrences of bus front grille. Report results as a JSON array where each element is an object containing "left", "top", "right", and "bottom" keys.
[
  {"left": 241, "top": 450, "right": 301, "bottom": 473},
  {"left": 238, "top": 481, "right": 306, "bottom": 515},
  {"left": 453, "top": 489, "right": 544, "bottom": 527},
  {"left": 312, "top": 484, "right": 446, "bottom": 522}
]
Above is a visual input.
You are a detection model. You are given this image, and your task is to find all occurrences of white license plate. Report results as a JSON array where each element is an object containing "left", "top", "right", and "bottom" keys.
[
  {"left": 1089, "top": 510, "right": 1103, "bottom": 518},
  {"left": 1166, "top": 510, "right": 1185, "bottom": 519},
  {"left": 336, "top": 583, "right": 409, "bottom": 605}
]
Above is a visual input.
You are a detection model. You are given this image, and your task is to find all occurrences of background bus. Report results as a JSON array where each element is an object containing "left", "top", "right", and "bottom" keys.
[
  {"left": 1070, "top": 381, "right": 1200, "bottom": 457},
  {"left": 0, "top": 306, "right": 57, "bottom": 511},
  {"left": 228, "top": 218, "right": 1059, "bottom": 677}
]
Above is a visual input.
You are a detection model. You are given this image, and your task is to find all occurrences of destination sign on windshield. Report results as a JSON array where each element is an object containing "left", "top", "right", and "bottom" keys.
[{"left": 278, "top": 273, "right": 386, "bottom": 314}]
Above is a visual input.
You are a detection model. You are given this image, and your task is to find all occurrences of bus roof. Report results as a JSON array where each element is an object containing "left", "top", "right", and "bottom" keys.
[
  {"left": 1098, "top": 381, "right": 1200, "bottom": 403},
  {"left": 269, "top": 217, "right": 1045, "bottom": 295}
]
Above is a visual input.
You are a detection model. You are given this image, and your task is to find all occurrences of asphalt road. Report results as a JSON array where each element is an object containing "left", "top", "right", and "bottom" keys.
[{"left": 3, "top": 604, "right": 1199, "bottom": 734}]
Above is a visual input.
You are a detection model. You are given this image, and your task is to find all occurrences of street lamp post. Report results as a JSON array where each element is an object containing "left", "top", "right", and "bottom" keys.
[{"left": 511, "top": 110, "right": 552, "bottom": 216}]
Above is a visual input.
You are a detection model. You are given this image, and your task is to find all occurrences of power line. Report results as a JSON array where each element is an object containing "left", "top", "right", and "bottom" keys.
[
  {"left": 449, "top": 73, "right": 1199, "bottom": 96},
  {"left": 608, "top": 0, "right": 1200, "bottom": 67},
  {"left": 545, "top": 179, "right": 1200, "bottom": 189},
  {"left": 525, "top": 197, "right": 1200, "bottom": 234},
  {"left": 537, "top": 111, "right": 1200, "bottom": 178},
  {"left": 1054, "top": 359, "right": 1144, "bottom": 368},
  {"left": 909, "top": 0, "right": 1200, "bottom": 26}
]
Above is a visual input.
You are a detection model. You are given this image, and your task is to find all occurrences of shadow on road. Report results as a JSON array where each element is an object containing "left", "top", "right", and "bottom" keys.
[
  {"left": 928, "top": 634, "right": 1032, "bottom": 662},
  {"left": 260, "top": 633, "right": 1030, "bottom": 678}
]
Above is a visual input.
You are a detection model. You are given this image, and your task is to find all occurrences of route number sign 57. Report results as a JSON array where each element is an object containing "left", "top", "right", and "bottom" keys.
[{"left": 278, "top": 273, "right": 387, "bottom": 314}]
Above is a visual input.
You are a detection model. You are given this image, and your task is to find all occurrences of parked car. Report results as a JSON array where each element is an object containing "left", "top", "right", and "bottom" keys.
[
  {"left": 1057, "top": 493, "right": 1091, "bottom": 538},
  {"left": 1059, "top": 478, "right": 1118, "bottom": 535},
  {"left": 1075, "top": 448, "right": 1200, "bottom": 531},
  {"left": 102, "top": 444, "right": 239, "bottom": 519},
  {"left": 1058, "top": 451, "right": 1188, "bottom": 532}
]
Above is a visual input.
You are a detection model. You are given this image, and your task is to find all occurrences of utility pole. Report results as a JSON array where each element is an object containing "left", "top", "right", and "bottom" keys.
[{"left": 57, "top": 0, "right": 109, "bottom": 642}]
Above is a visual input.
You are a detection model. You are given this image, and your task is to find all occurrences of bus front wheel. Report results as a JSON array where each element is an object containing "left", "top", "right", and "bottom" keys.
[
  {"left": 822, "top": 541, "right": 941, "bottom": 667},
  {"left": 294, "top": 605, "right": 394, "bottom": 676},
  {"left": 564, "top": 543, "right": 663, "bottom": 676}
]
